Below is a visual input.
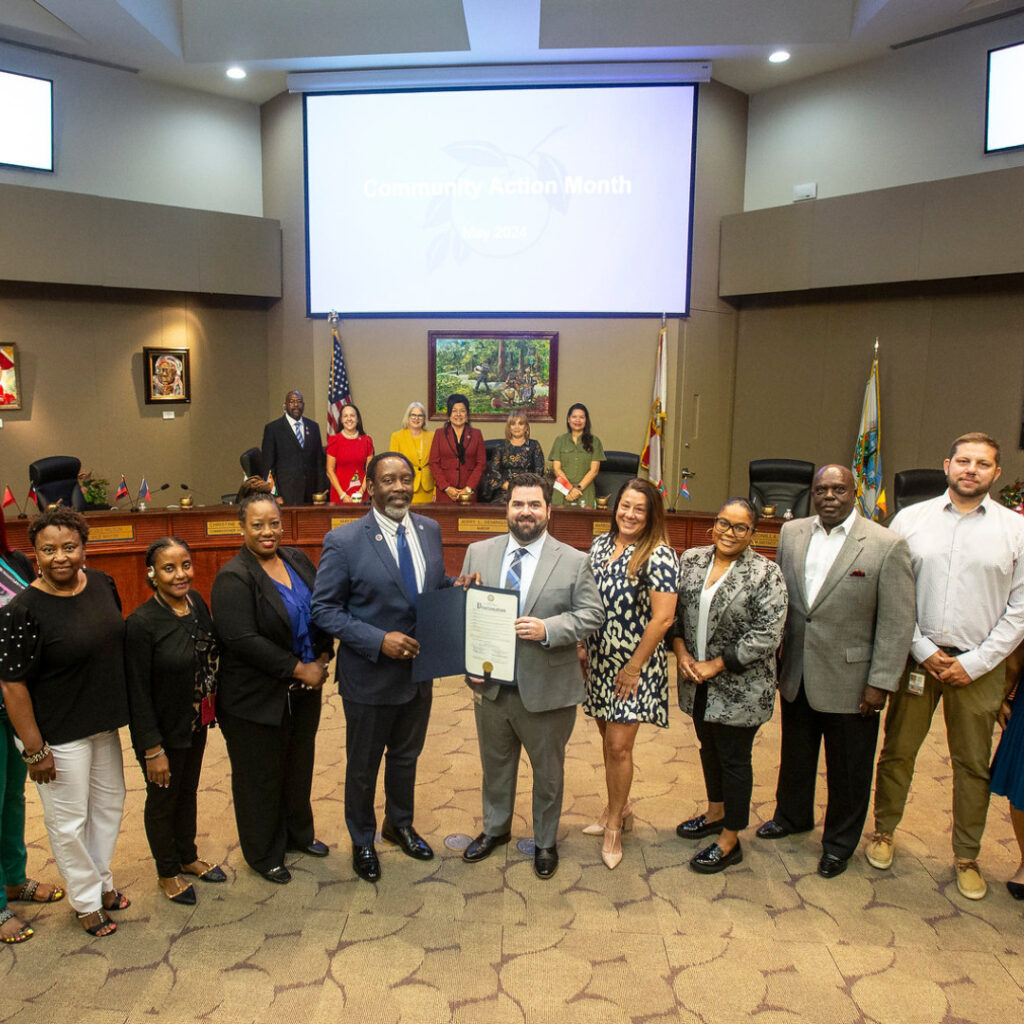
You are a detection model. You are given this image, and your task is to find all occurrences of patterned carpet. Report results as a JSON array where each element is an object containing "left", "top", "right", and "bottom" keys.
[{"left": 2, "top": 670, "right": 1023, "bottom": 1024}]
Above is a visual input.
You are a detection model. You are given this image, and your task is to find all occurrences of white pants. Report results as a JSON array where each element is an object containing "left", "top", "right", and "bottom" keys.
[{"left": 34, "top": 731, "right": 126, "bottom": 914}]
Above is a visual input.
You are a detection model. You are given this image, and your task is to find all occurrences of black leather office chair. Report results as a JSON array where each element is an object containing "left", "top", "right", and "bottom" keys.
[
  {"left": 595, "top": 451, "right": 641, "bottom": 501},
  {"left": 893, "top": 469, "right": 946, "bottom": 512},
  {"left": 29, "top": 456, "right": 84, "bottom": 509},
  {"left": 239, "top": 447, "right": 265, "bottom": 479},
  {"left": 748, "top": 458, "right": 815, "bottom": 519}
]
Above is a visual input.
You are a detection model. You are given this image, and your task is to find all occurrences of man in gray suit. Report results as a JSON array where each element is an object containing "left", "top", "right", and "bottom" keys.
[
  {"left": 756, "top": 465, "right": 916, "bottom": 877},
  {"left": 460, "top": 474, "right": 604, "bottom": 879}
]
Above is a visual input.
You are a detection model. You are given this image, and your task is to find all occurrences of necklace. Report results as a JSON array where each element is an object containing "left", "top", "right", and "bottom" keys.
[
  {"left": 154, "top": 589, "right": 192, "bottom": 617},
  {"left": 40, "top": 571, "right": 85, "bottom": 597}
]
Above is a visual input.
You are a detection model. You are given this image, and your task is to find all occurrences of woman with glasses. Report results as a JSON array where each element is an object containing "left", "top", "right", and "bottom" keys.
[
  {"left": 671, "top": 498, "right": 788, "bottom": 873},
  {"left": 125, "top": 537, "right": 224, "bottom": 906},
  {"left": 389, "top": 402, "right": 436, "bottom": 503},
  {"left": 581, "top": 478, "right": 678, "bottom": 869}
]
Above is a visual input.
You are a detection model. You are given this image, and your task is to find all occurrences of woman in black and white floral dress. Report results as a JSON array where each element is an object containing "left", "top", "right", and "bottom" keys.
[{"left": 581, "top": 478, "right": 678, "bottom": 870}]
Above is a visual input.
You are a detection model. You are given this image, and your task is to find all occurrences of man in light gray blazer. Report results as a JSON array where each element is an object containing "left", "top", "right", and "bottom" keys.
[
  {"left": 756, "top": 465, "right": 915, "bottom": 878},
  {"left": 460, "top": 474, "right": 604, "bottom": 879}
]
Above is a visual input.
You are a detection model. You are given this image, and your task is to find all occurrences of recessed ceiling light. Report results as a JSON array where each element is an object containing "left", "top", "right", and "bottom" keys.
[
  {"left": 768, "top": 50, "right": 790, "bottom": 64},
  {"left": 226, "top": 66, "right": 246, "bottom": 80}
]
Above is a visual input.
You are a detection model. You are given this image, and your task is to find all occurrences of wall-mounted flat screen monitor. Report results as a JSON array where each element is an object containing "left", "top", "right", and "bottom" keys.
[
  {"left": 0, "top": 68, "right": 53, "bottom": 171},
  {"left": 304, "top": 84, "right": 698, "bottom": 317},
  {"left": 986, "top": 39, "right": 1024, "bottom": 153}
]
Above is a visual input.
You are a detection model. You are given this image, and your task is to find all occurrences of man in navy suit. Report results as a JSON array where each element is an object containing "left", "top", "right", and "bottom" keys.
[
  {"left": 260, "top": 390, "right": 327, "bottom": 505},
  {"left": 312, "top": 452, "right": 453, "bottom": 882}
]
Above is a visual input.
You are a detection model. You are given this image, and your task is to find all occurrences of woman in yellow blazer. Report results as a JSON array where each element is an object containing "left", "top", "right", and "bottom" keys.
[{"left": 388, "top": 402, "right": 435, "bottom": 503}]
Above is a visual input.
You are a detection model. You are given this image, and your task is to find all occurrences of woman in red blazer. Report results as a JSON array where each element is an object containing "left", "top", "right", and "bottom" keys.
[{"left": 428, "top": 393, "right": 487, "bottom": 503}]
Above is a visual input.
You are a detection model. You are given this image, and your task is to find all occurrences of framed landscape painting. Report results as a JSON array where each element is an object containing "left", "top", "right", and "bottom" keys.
[
  {"left": 0, "top": 343, "right": 21, "bottom": 409},
  {"left": 427, "top": 331, "right": 558, "bottom": 422}
]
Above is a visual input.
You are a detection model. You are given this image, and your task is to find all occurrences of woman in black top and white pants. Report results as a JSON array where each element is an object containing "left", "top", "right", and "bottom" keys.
[
  {"left": 125, "top": 537, "right": 225, "bottom": 906},
  {"left": 0, "top": 507, "right": 130, "bottom": 938}
]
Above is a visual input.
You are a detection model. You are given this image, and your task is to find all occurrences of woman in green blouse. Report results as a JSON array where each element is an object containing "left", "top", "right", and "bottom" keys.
[{"left": 549, "top": 403, "right": 606, "bottom": 507}]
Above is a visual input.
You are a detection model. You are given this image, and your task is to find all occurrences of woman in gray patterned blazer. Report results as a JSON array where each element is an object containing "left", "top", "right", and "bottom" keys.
[{"left": 671, "top": 498, "right": 788, "bottom": 874}]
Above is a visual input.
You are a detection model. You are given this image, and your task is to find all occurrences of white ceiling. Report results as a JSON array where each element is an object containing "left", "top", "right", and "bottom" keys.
[{"left": 1, "top": 0, "right": 1022, "bottom": 103}]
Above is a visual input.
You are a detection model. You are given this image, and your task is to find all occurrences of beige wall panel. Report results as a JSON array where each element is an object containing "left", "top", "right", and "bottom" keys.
[
  {"left": 719, "top": 203, "right": 813, "bottom": 297},
  {"left": 0, "top": 285, "right": 270, "bottom": 513},
  {"left": 918, "top": 172, "right": 1024, "bottom": 282},
  {"left": 198, "top": 214, "right": 283, "bottom": 299},
  {"left": 808, "top": 188, "right": 924, "bottom": 289}
]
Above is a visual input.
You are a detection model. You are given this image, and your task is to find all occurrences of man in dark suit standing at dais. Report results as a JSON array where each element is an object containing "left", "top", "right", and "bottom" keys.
[
  {"left": 756, "top": 465, "right": 916, "bottom": 878},
  {"left": 261, "top": 390, "right": 327, "bottom": 505},
  {"left": 311, "top": 452, "right": 454, "bottom": 882}
]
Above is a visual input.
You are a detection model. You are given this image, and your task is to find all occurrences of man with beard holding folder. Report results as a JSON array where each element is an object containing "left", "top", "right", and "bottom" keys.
[{"left": 459, "top": 474, "right": 604, "bottom": 879}]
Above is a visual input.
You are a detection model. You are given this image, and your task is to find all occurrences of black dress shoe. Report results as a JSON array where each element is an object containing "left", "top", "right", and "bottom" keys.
[
  {"left": 259, "top": 865, "right": 292, "bottom": 884},
  {"left": 755, "top": 820, "right": 791, "bottom": 840},
  {"left": 352, "top": 845, "right": 381, "bottom": 882},
  {"left": 463, "top": 831, "right": 512, "bottom": 863},
  {"left": 676, "top": 814, "right": 726, "bottom": 840},
  {"left": 1006, "top": 880, "right": 1024, "bottom": 900},
  {"left": 288, "top": 839, "right": 330, "bottom": 858},
  {"left": 818, "top": 853, "right": 849, "bottom": 879},
  {"left": 381, "top": 819, "right": 434, "bottom": 860},
  {"left": 690, "top": 840, "right": 743, "bottom": 874},
  {"left": 534, "top": 846, "right": 558, "bottom": 879}
]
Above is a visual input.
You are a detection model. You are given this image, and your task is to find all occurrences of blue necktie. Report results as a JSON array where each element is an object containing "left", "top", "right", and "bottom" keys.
[
  {"left": 294, "top": 421, "right": 304, "bottom": 446},
  {"left": 396, "top": 524, "right": 419, "bottom": 603},
  {"left": 505, "top": 547, "right": 528, "bottom": 592}
]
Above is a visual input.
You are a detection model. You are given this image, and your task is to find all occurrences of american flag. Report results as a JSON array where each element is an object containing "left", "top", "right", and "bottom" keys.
[{"left": 326, "top": 324, "right": 352, "bottom": 437}]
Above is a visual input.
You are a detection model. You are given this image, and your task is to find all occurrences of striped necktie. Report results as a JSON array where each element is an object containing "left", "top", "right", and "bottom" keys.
[
  {"left": 505, "top": 547, "right": 528, "bottom": 592},
  {"left": 294, "top": 421, "right": 304, "bottom": 446}
]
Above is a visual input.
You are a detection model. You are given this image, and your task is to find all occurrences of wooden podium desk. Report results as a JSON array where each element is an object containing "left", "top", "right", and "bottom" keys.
[{"left": 5, "top": 504, "right": 781, "bottom": 615}]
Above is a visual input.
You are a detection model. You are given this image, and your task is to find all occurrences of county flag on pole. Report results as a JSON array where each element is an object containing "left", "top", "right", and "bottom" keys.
[
  {"left": 326, "top": 322, "right": 352, "bottom": 437},
  {"left": 852, "top": 347, "right": 887, "bottom": 521},
  {"left": 639, "top": 326, "right": 668, "bottom": 496},
  {"left": 115, "top": 475, "right": 129, "bottom": 501}
]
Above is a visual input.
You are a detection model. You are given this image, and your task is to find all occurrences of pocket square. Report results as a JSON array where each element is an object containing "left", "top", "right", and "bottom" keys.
[{"left": 849, "top": 569, "right": 865, "bottom": 577}]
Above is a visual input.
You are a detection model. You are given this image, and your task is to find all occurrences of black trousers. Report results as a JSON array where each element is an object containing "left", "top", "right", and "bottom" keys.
[
  {"left": 136, "top": 728, "right": 208, "bottom": 878},
  {"left": 691, "top": 685, "right": 760, "bottom": 832},
  {"left": 342, "top": 683, "right": 432, "bottom": 846},
  {"left": 772, "top": 682, "right": 880, "bottom": 860},
  {"left": 218, "top": 691, "right": 322, "bottom": 873}
]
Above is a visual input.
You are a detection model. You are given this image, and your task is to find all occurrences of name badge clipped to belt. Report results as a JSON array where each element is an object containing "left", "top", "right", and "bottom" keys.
[{"left": 907, "top": 670, "right": 926, "bottom": 696}]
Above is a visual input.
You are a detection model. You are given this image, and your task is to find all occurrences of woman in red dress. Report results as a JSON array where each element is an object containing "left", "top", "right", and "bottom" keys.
[{"left": 326, "top": 405, "right": 374, "bottom": 504}]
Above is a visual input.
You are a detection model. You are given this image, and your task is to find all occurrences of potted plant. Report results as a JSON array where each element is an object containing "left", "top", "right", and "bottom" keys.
[{"left": 78, "top": 471, "right": 110, "bottom": 511}]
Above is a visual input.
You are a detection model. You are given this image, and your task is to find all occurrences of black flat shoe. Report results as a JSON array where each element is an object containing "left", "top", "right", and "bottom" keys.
[
  {"left": 182, "top": 861, "right": 227, "bottom": 883},
  {"left": 463, "top": 831, "right": 512, "bottom": 863},
  {"left": 259, "top": 865, "right": 292, "bottom": 885},
  {"left": 381, "top": 819, "right": 434, "bottom": 861},
  {"left": 160, "top": 878, "right": 197, "bottom": 905},
  {"left": 818, "top": 853, "right": 849, "bottom": 879},
  {"left": 288, "top": 839, "right": 329, "bottom": 858},
  {"left": 1007, "top": 880, "right": 1024, "bottom": 900},
  {"left": 676, "top": 815, "right": 725, "bottom": 840},
  {"left": 534, "top": 846, "right": 558, "bottom": 879},
  {"left": 690, "top": 840, "right": 743, "bottom": 874},
  {"left": 352, "top": 845, "right": 381, "bottom": 882},
  {"left": 755, "top": 820, "right": 791, "bottom": 840}
]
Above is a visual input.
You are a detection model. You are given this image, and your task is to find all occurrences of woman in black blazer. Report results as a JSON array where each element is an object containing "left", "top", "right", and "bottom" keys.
[
  {"left": 125, "top": 537, "right": 224, "bottom": 906},
  {"left": 211, "top": 481, "right": 334, "bottom": 883}
]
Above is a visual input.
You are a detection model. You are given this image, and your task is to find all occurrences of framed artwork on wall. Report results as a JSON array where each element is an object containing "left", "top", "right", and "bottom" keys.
[
  {"left": 143, "top": 347, "right": 191, "bottom": 404},
  {"left": 427, "top": 331, "right": 558, "bottom": 422},
  {"left": 0, "top": 343, "right": 21, "bottom": 409}
]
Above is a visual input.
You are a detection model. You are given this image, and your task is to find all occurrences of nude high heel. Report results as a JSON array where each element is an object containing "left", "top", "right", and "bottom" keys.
[
  {"left": 602, "top": 827, "right": 623, "bottom": 869},
  {"left": 583, "top": 802, "right": 634, "bottom": 836}
]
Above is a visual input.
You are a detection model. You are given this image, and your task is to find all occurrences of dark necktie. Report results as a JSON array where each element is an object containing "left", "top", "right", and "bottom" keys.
[
  {"left": 396, "top": 524, "right": 418, "bottom": 602},
  {"left": 505, "top": 547, "right": 528, "bottom": 592},
  {"left": 294, "top": 421, "right": 304, "bottom": 446}
]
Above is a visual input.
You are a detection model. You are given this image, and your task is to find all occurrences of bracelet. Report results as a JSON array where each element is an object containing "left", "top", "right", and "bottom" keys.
[
  {"left": 576, "top": 642, "right": 586, "bottom": 649},
  {"left": 144, "top": 747, "right": 166, "bottom": 760},
  {"left": 621, "top": 665, "right": 641, "bottom": 677},
  {"left": 21, "top": 742, "right": 51, "bottom": 766}
]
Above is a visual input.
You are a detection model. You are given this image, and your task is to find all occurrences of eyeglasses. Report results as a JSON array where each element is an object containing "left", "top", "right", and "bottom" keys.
[{"left": 714, "top": 517, "right": 752, "bottom": 538}]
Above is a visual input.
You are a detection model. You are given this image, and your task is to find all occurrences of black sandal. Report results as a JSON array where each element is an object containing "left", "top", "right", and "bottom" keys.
[
  {"left": 101, "top": 889, "right": 131, "bottom": 911},
  {"left": 77, "top": 909, "right": 116, "bottom": 937}
]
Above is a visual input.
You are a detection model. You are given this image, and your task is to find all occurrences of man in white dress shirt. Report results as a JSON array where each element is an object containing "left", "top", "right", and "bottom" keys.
[
  {"left": 756, "top": 465, "right": 915, "bottom": 877},
  {"left": 870, "top": 433, "right": 1024, "bottom": 899}
]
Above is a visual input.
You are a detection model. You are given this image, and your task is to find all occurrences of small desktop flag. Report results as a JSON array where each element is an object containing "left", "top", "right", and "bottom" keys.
[
  {"left": 678, "top": 478, "right": 691, "bottom": 501},
  {"left": 640, "top": 326, "right": 668, "bottom": 497},
  {"left": 26, "top": 485, "right": 38, "bottom": 508},
  {"left": 138, "top": 478, "right": 151, "bottom": 502},
  {"left": 852, "top": 343, "right": 886, "bottom": 521},
  {"left": 115, "top": 475, "right": 129, "bottom": 501},
  {"left": 326, "top": 319, "right": 353, "bottom": 437},
  {"left": 267, "top": 471, "right": 279, "bottom": 497},
  {"left": 2, "top": 486, "right": 15, "bottom": 510}
]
